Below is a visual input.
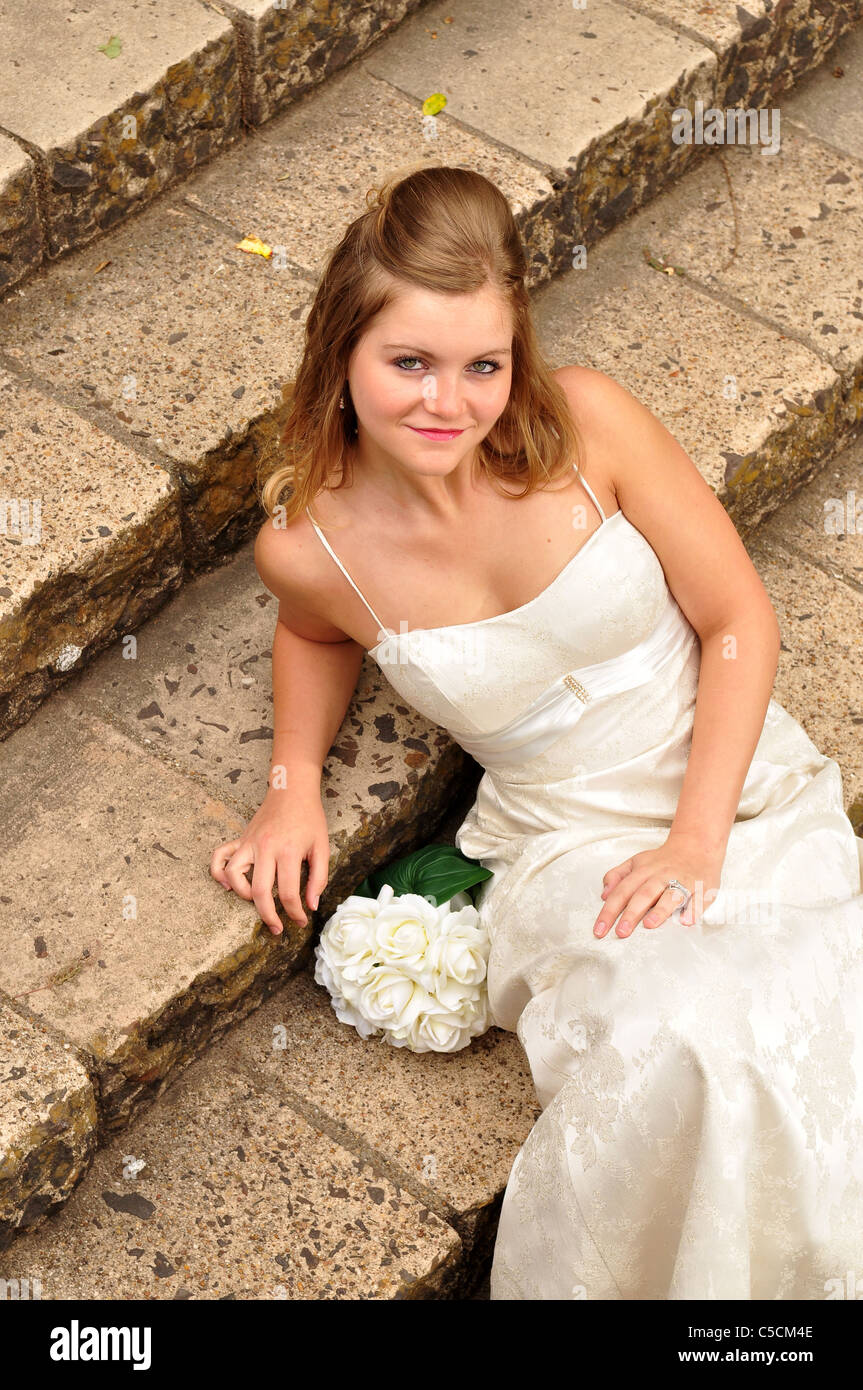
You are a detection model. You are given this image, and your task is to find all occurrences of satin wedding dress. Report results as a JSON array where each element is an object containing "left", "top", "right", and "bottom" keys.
[{"left": 306, "top": 467, "right": 863, "bottom": 1300}]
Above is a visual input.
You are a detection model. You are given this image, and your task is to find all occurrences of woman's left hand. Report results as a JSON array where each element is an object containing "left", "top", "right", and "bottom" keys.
[{"left": 593, "top": 833, "right": 726, "bottom": 938}]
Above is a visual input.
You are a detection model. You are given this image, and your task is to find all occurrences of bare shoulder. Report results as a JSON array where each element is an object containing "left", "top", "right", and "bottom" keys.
[
  {"left": 550, "top": 363, "right": 622, "bottom": 506},
  {"left": 253, "top": 510, "right": 357, "bottom": 644},
  {"left": 552, "top": 363, "right": 625, "bottom": 460},
  {"left": 552, "top": 364, "right": 781, "bottom": 640}
]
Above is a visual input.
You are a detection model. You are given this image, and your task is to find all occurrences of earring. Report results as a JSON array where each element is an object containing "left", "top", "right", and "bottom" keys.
[{"left": 339, "top": 392, "right": 345, "bottom": 409}]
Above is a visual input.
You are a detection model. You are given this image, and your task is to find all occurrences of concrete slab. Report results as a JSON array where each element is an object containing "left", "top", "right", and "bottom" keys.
[
  {"left": 0, "top": 204, "right": 312, "bottom": 564},
  {"left": 212, "top": 0, "right": 428, "bottom": 127},
  {"left": 0, "top": 1061, "right": 463, "bottom": 1298},
  {"left": 631, "top": 0, "right": 862, "bottom": 88},
  {"left": 532, "top": 194, "right": 838, "bottom": 530},
  {"left": 756, "top": 426, "right": 863, "bottom": 593},
  {"left": 644, "top": 121, "right": 863, "bottom": 376},
  {"left": 629, "top": 0, "right": 775, "bottom": 50},
  {"left": 360, "top": 0, "right": 715, "bottom": 176},
  {"left": 0, "top": 1004, "right": 97, "bottom": 1252},
  {"left": 747, "top": 533, "right": 863, "bottom": 827},
  {"left": 213, "top": 968, "right": 540, "bottom": 1256},
  {"left": 0, "top": 368, "right": 182, "bottom": 740},
  {"left": 781, "top": 20, "right": 863, "bottom": 158},
  {"left": 0, "top": 698, "right": 310, "bottom": 1132},
  {"left": 0, "top": 0, "right": 240, "bottom": 256},
  {"left": 179, "top": 59, "right": 558, "bottom": 282},
  {"left": 0, "top": 134, "right": 42, "bottom": 294}
]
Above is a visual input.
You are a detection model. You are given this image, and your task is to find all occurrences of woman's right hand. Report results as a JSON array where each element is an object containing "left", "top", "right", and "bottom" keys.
[{"left": 209, "top": 790, "right": 330, "bottom": 936}]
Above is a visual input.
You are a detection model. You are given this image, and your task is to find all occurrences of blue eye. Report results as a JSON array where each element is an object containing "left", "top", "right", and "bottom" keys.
[{"left": 392, "top": 355, "right": 502, "bottom": 374}]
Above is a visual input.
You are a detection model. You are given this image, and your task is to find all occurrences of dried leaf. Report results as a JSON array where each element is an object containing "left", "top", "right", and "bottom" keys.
[{"left": 235, "top": 235, "right": 273, "bottom": 259}]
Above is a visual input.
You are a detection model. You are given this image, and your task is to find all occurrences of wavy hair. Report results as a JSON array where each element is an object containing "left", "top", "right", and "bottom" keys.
[{"left": 257, "top": 162, "right": 584, "bottom": 525}]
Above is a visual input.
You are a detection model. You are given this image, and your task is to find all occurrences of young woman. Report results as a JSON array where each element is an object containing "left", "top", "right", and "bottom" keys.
[{"left": 210, "top": 165, "right": 863, "bottom": 1300}]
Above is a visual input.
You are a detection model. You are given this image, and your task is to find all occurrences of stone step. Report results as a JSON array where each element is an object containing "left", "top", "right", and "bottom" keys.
[
  {"left": 3, "top": 0, "right": 863, "bottom": 740},
  {"left": 748, "top": 432, "right": 863, "bottom": 833},
  {"left": 3, "top": 8, "right": 863, "bottom": 1281},
  {"left": 0, "top": 959, "right": 539, "bottom": 1298},
  {"left": 2, "top": 408, "right": 861, "bottom": 1288},
  {"left": 0, "top": 532, "right": 478, "bottom": 1250},
  {"left": 0, "top": 0, "right": 429, "bottom": 292}
]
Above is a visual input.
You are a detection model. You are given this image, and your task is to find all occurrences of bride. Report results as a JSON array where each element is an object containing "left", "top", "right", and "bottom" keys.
[{"left": 210, "top": 164, "right": 863, "bottom": 1300}]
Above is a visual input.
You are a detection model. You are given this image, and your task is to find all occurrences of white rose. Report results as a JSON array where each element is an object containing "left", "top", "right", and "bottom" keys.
[
  {"left": 316, "top": 894, "right": 382, "bottom": 989},
  {"left": 313, "top": 952, "right": 378, "bottom": 1038},
  {"left": 371, "top": 891, "right": 440, "bottom": 978},
  {"left": 425, "top": 911, "right": 489, "bottom": 989},
  {"left": 388, "top": 994, "right": 490, "bottom": 1053},
  {"left": 314, "top": 881, "right": 491, "bottom": 1053},
  {"left": 357, "top": 965, "right": 429, "bottom": 1030}
]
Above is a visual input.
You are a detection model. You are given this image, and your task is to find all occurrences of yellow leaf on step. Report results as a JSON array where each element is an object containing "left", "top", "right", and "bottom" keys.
[
  {"left": 235, "top": 235, "right": 273, "bottom": 259},
  {"left": 422, "top": 93, "right": 447, "bottom": 116}
]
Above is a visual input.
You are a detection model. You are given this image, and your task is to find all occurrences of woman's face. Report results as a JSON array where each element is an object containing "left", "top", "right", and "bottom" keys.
[{"left": 345, "top": 283, "right": 514, "bottom": 478}]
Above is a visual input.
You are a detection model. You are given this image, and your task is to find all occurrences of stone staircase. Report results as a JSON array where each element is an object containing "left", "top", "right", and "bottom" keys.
[{"left": 1, "top": 0, "right": 863, "bottom": 1298}]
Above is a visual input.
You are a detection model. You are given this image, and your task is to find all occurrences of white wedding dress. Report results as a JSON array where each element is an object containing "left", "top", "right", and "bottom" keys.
[{"left": 306, "top": 467, "right": 863, "bottom": 1300}]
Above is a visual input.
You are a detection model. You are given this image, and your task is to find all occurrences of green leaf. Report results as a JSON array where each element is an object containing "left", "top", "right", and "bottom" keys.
[
  {"left": 98, "top": 35, "right": 123, "bottom": 59},
  {"left": 352, "top": 843, "right": 492, "bottom": 907}
]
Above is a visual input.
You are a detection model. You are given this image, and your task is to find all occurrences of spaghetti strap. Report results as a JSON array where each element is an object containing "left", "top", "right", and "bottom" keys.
[
  {"left": 305, "top": 508, "right": 389, "bottom": 637},
  {"left": 574, "top": 464, "right": 606, "bottom": 524}
]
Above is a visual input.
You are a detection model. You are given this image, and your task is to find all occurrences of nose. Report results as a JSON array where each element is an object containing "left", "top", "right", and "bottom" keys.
[{"left": 421, "top": 373, "right": 469, "bottom": 420}]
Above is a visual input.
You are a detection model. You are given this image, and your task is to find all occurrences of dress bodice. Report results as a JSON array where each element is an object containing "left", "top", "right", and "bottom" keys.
[
  {"left": 305, "top": 468, "right": 672, "bottom": 740},
  {"left": 368, "top": 509, "right": 671, "bottom": 738}
]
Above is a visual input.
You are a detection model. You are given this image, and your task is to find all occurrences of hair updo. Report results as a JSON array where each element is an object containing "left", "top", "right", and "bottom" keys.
[{"left": 257, "top": 162, "right": 584, "bottom": 525}]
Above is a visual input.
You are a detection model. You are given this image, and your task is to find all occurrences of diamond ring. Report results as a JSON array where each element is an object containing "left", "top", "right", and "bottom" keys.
[{"left": 666, "top": 878, "right": 691, "bottom": 909}]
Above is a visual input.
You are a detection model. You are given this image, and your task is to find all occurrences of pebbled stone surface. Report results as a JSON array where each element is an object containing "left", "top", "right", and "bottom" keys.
[
  {"left": 532, "top": 177, "right": 839, "bottom": 534},
  {"left": 748, "top": 531, "right": 863, "bottom": 831},
  {"left": 361, "top": 0, "right": 717, "bottom": 247},
  {"left": 0, "top": 1004, "right": 97, "bottom": 1252},
  {"left": 0, "top": 368, "right": 182, "bottom": 741},
  {"left": 0, "top": 0, "right": 241, "bottom": 262},
  {"left": 215, "top": 968, "right": 540, "bottom": 1262},
  {"left": 0, "top": 698, "right": 303, "bottom": 1135},
  {"left": 0, "top": 134, "right": 43, "bottom": 294},
  {"left": 0, "top": 209, "right": 312, "bottom": 570},
  {"left": 212, "top": 0, "right": 428, "bottom": 127},
  {"left": 178, "top": 58, "right": 558, "bottom": 287},
  {"left": 646, "top": 123, "right": 863, "bottom": 379},
  {"left": 0, "top": 1061, "right": 463, "bottom": 1299}
]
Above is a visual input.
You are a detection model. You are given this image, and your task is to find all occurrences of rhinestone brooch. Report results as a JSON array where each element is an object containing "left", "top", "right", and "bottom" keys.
[{"left": 562, "top": 674, "right": 590, "bottom": 703}]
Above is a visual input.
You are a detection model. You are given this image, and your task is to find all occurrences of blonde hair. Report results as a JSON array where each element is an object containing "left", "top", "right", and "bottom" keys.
[{"left": 257, "top": 162, "right": 584, "bottom": 524}]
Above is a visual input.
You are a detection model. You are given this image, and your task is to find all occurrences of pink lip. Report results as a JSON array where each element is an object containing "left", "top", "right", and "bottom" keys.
[{"left": 407, "top": 426, "right": 465, "bottom": 439}]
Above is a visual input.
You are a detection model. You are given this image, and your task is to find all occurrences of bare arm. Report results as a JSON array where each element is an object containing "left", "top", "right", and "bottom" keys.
[
  {"left": 209, "top": 520, "right": 364, "bottom": 934},
  {"left": 268, "top": 617, "right": 364, "bottom": 802},
  {"left": 670, "top": 613, "right": 781, "bottom": 852}
]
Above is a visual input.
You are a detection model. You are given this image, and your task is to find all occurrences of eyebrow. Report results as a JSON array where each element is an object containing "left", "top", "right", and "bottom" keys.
[{"left": 382, "top": 344, "right": 513, "bottom": 357}]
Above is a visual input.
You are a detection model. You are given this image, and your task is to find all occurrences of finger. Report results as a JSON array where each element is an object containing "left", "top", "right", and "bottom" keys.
[
  {"left": 643, "top": 882, "right": 689, "bottom": 929},
  {"left": 594, "top": 866, "right": 644, "bottom": 936},
  {"left": 250, "top": 850, "right": 285, "bottom": 936},
  {"left": 210, "top": 839, "right": 242, "bottom": 888},
  {"left": 615, "top": 883, "right": 672, "bottom": 936},
  {"left": 224, "top": 845, "right": 256, "bottom": 902},
  {"left": 680, "top": 885, "right": 715, "bottom": 927},
  {"left": 600, "top": 859, "right": 634, "bottom": 898},
  {"left": 303, "top": 841, "right": 330, "bottom": 913},
  {"left": 275, "top": 851, "right": 307, "bottom": 931}
]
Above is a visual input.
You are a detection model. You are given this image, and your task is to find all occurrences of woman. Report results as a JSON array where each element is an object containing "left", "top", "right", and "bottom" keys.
[{"left": 210, "top": 165, "right": 863, "bottom": 1300}]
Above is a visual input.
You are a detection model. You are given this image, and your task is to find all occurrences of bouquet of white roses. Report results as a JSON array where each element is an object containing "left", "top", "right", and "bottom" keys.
[{"left": 313, "top": 844, "right": 493, "bottom": 1054}]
